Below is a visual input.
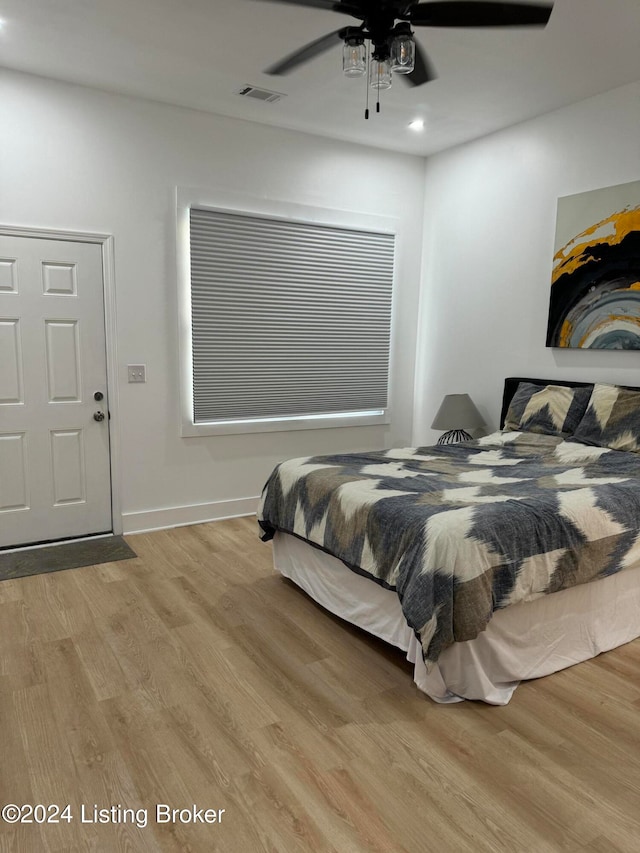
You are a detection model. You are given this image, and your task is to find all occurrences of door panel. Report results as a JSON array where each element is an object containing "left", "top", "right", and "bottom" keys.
[
  {"left": 45, "top": 319, "right": 81, "bottom": 401},
  {"left": 51, "top": 429, "right": 86, "bottom": 505},
  {"left": 0, "top": 319, "right": 24, "bottom": 402},
  {"left": 0, "top": 433, "right": 28, "bottom": 511},
  {"left": 0, "top": 235, "right": 112, "bottom": 548}
]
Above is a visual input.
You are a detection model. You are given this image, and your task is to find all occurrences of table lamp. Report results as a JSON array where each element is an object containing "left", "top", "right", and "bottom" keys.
[{"left": 431, "top": 393, "right": 484, "bottom": 445}]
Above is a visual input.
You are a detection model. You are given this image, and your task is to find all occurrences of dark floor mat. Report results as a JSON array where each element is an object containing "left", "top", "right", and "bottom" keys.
[{"left": 0, "top": 535, "right": 137, "bottom": 581}]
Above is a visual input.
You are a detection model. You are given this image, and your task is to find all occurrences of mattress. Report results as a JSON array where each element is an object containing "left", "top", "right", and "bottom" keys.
[{"left": 273, "top": 531, "right": 640, "bottom": 704}]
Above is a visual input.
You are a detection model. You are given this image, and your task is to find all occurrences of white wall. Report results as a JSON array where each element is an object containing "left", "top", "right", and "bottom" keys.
[
  {"left": 414, "top": 80, "right": 640, "bottom": 445},
  {"left": 0, "top": 70, "right": 427, "bottom": 532}
]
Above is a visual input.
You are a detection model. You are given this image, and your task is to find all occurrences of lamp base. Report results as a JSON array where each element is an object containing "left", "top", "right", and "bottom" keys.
[{"left": 437, "top": 429, "right": 473, "bottom": 445}]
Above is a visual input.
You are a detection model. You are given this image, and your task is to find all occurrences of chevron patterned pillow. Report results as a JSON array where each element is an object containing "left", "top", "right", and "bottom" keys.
[
  {"left": 504, "top": 382, "right": 592, "bottom": 436},
  {"left": 573, "top": 384, "right": 640, "bottom": 451}
]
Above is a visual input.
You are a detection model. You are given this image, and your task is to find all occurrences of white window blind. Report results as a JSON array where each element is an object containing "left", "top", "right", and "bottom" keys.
[{"left": 189, "top": 207, "right": 394, "bottom": 425}]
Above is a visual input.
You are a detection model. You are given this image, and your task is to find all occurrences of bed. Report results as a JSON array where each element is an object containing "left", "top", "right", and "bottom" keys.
[{"left": 258, "top": 378, "right": 640, "bottom": 704}]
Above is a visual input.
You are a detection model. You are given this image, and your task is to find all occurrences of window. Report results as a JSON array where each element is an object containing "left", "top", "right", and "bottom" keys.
[{"left": 177, "top": 193, "right": 396, "bottom": 436}]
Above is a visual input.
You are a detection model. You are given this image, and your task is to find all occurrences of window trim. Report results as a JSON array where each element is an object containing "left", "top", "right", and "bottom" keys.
[{"left": 176, "top": 187, "right": 398, "bottom": 437}]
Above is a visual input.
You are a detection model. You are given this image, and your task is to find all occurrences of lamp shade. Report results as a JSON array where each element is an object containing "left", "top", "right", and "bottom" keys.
[
  {"left": 431, "top": 394, "right": 484, "bottom": 431},
  {"left": 391, "top": 33, "right": 415, "bottom": 74},
  {"left": 343, "top": 39, "right": 366, "bottom": 77},
  {"left": 369, "top": 58, "right": 392, "bottom": 89}
]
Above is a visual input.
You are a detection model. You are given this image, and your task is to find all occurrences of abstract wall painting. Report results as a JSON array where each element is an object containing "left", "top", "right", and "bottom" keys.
[{"left": 546, "top": 179, "right": 640, "bottom": 349}]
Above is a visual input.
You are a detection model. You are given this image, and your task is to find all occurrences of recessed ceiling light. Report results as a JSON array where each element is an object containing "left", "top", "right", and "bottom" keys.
[{"left": 408, "top": 119, "right": 425, "bottom": 132}]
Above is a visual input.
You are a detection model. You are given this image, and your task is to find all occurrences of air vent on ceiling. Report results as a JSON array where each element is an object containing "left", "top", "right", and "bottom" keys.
[{"left": 237, "top": 85, "right": 285, "bottom": 104}]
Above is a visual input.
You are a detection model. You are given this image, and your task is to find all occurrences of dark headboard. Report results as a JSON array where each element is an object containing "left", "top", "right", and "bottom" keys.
[{"left": 500, "top": 377, "right": 594, "bottom": 428}]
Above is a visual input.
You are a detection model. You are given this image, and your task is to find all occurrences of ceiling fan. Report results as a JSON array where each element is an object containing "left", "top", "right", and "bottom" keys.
[{"left": 253, "top": 1, "right": 554, "bottom": 90}]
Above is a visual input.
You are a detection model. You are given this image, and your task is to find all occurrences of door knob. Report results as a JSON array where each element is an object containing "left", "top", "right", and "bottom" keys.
[{"left": 93, "top": 411, "right": 105, "bottom": 422}]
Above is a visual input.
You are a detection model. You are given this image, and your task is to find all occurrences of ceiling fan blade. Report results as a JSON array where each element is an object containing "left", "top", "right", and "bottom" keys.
[
  {"left": 403, "top": 41, "right": 437, "bottom": 86},
  {"left": 265, "top": 28, "right": 345, "bottom": 74},
  {"left": 408, "top": 1, "right": 553, "bottom": 27}
]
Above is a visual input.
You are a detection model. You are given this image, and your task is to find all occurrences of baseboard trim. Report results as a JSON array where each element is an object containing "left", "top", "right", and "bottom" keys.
[{"left": 122, "top": 496, "right": 260, "bottom": 535}]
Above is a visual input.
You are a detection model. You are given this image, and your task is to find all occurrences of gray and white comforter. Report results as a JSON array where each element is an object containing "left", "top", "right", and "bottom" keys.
[{"left": 258, "top": 432, "right": 640, "bottom": 668}]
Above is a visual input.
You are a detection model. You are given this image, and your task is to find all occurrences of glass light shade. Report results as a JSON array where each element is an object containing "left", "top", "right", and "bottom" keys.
[
  {"left": 391, "top": 35, "right": 415, "bottom": 74},
  {"left": 369, "top": 58, "right": 392, "bottom": 90},
  {"left": 342, "top": 40, "right": 366, "bottom": 77},
  {"left": 342, "top": 40, "right": 367, "bottom": 77}
]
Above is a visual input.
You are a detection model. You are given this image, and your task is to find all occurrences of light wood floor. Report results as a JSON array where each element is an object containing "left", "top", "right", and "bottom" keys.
[{"left": 1, "top": 517, "right": 640, "bottom": 852}]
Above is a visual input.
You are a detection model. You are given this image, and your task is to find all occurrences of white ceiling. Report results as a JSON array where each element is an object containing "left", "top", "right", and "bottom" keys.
[{"left": 2, "top": 0, "right": 640, "bottom": 156}]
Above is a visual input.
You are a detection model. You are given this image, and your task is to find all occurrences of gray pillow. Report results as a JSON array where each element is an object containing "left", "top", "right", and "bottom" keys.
[
  {"left": 504, "top": 382, "right": 592, "bottom": 436},
  {"left": 572, "top": 383, "right": 640, "bottom": 451}
]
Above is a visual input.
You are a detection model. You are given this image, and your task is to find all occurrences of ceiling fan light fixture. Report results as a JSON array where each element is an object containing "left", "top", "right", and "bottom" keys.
[
  {"left": 390, "top": 33, "right": 415, "bottom": 75},
  {"left": 342, "top": 38, "right": 366, "bottom": 77},
  {"left": 369, "top": 57, "right": 392, "bottom": 90},
  {"left": 258, "top": 0, "right": 554, "bottom": 113}
]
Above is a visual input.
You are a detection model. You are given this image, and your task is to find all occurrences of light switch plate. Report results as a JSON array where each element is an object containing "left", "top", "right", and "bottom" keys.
[{"left": 128, "top": 364, "right": 146, "bottom": 383}]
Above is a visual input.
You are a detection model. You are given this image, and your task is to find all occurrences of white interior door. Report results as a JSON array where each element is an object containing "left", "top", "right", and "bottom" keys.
[{"left": 0, "top": 235, "right": 112, "bottom": 548}]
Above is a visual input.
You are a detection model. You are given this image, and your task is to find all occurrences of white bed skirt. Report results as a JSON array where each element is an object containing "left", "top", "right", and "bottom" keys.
[{"left": 273, "top": 532, "right": 640, "bottom": 704}]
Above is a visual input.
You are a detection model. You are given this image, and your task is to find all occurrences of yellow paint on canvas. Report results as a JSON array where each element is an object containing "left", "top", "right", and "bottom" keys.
[
  {"left": 559, "top": 319, "right": 574, "bottom": 348},
  {"left": 553, "top": 207, "right": 640, "bottom": 284}
]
